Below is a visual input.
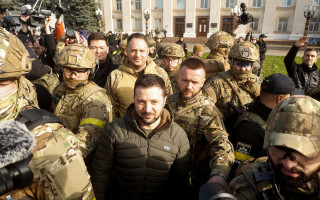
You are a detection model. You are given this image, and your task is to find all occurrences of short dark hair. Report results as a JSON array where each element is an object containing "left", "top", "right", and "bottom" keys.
[
  {"left": 134, "top": 74, "right": 167, "bottom": 97},
  {"left": 88, "top": 32, "right": 108, "bottom": 46},
  {"left": 304, "top": 48, "right": 318, "bottom": 56},
  {"left": 179, "top": 58, "right": 206, "bottom": 74},
  {"left": 127, "top": 33, "right": 148, "bottom": 47}
]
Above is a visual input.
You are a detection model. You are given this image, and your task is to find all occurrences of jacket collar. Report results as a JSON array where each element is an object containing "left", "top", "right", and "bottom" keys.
[{"left": 119, "top": 57, "right": 156, "bottom": 75}]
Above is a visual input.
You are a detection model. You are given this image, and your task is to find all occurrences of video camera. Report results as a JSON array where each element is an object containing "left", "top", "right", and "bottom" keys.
[
  {"left": 2, "top": 10, "right": 21, "bottom": 32},
  {"left": 66, "top": 21, "right": 77, "bottom": 38},
  {"left": 237, "top": 3, "right": 253, "bottom": 25}
]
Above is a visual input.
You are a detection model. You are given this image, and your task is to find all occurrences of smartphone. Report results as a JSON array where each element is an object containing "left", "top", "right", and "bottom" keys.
[
  {"left": 305, "top": 37, "right": 319, "bottom": 46},
  {"left": 79, "top": 30, "right": 88, "bottom": 40}
]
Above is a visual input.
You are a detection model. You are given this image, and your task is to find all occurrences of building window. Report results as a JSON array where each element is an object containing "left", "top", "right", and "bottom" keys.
[
  {"left": 155, "top": 18, "right": 162, "bottom": 30},
  {"left": 252, "top": 0, "right": 261, "bottom": 7},
  {"left": 116, "top": 0, "right": 122, "bottom": 10},
  {"left": 278, "top": 18, "right": 288, "bottom": 32},
  {"left": 314, "top": 0, "right": 320, "bottom": 6},
  {"left": 226, "top": 0, "right": 234, "bottom": 8},
  {"left": 309, "top": 18, "right": 320, "bottom": 32},
  {"left": 177, "top": 0, "right": 185, "bottom": 10},
  {"left": 135, "top": 19, "right": 141, "bottom": 31},
  {"left": 117, "top": 19, "right": 122, "bottom": 30},
  {"left": 200, "top": 0, "right": 208, "bottom": 8},
  {"left": 155, "top": 0, "right": 163, "bottom": 10},
  {"left": 135, "top": 0, "right": 141, "bottom": 10},
  {"left": 250, "top": 18, "right": 259, "bottom": 31},
  {"left": 281, "top": 0, "right": 291, "bottom": 7}
]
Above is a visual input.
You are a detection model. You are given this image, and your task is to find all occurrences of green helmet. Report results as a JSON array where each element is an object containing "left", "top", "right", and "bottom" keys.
[
  {"left": 162, "top": 43, "right": 185, "bottom": 58},
  {"left": 57, "top": 43, "right": 96, "bottom": 69},
  {"left": 264, "top": 95, "right": 320, "bottom": 158},
  {"left": 119, "top": 39, "right": 127, "bottom": 49},
  {"left": 229, "top": 41, "right": 259, "bottom": 62},
  {"left": 0, "top": 27, "right": 32, "bottom": 79},
  {"left": 206, "top": 31, "right": 234, "bottom": 50},
  {"left": 147, "top": 38, "right": 156, "bottom": 47}
]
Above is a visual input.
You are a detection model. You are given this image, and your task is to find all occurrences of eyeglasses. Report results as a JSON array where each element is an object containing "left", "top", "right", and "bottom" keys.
[
  {"left": 164, "top": 57, "right": 179, "bottom": 62},
  {"left": 63, "top": 67, "right": 89, "bottom": 74},
  {"left": 234, "top": 60, "right": 253, "bottom": 68}
]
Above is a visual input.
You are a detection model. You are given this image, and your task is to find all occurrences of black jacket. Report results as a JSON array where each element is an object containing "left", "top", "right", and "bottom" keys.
[
  {"left": 284, "top": 45, "right": 319, "bottom": 94},
  {"left": 93, "top": 55, "right": 118, "bottom": 88},
  {"left": 257, "top": 40, "right": 267, "bottom": 60}
]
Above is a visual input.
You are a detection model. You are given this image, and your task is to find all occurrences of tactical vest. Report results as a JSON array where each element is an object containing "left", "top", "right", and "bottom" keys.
[
  {"left": 53, "top": 82, "right": 105, "bottom": 133},
  {"left": 234, "top": 112, "right": 266, "bottom": 137},
  {"left": 215, "top": 71, "right": 254, "bottom": 118}
]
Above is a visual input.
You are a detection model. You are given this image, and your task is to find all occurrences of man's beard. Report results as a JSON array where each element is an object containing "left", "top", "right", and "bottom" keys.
[
  {"left": 138, "top": 111, "right": 161, "bottom": 125},
  {"left": 271, "top": 161, "right": 320, "bottom": 191},
  {"left": 179, "top": 89, "right": 199, "bottom": 101}
]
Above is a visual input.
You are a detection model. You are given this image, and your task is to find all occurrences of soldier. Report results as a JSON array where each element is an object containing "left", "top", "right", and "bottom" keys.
[
  {"left": 204, "top": 31, "right": 235, "bottom": 79},
  {"left": 190, "top": 44, "right": 205, "bottom": 59},
  {"left": 232, "top": 74, "right": 297, "bottom": 165},
  {"left": 92, "top": 74, "right": 191, "bottom": 200},
  {"left": 166, "top": 58, "right": 234, "bottom": 198},
  {"left": 162, "top": 43, "right": 185, "bottom": 93},
  {"left": 0, "top": 28, "right": 94, "bottom": 199},
  {"left": 229, "top": 95, "right": 320, "bottom": 200},
  {"left": 105, "top": 33, "right": 172, "bottom": 118},
  {"left": 176, "top": 36, "right": 188, "bottom": 57},
  {"left": 203, "top": 41, "right": 261, "bottom": 132},
  {"left": 88, "top": 32, "right": 118, "bottom": 88},
  {"left": 112, "top": 39, "right": 127, "bottom": 65},
  {"left": 52, "top": 43, "right": 113, "bottom": 158},
  {"left": 148, "top": 37, "right": 157, "bottom": 59},
  {"left": 155, "top": 33, "right": 162, "bottom": 46}
]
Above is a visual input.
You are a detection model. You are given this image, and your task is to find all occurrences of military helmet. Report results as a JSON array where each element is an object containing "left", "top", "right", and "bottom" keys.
[
  {"left": 229, "top": 41, "right": 259, "bottom": 62},
  {"left": 156, "top": 42, "right": 169, "bottom": 58},
  {"left": 155, "top": 34, "right": 162, "bottom": 39},
  {"left": 57, "top": 43, "right": 96, "bottom": 69},
  {"left": 119, "top": 39, "right": 127, "bottom": 49},
  {"left": 0, "top": 27, "right": 32, "bottom": 79},
  {"left": 162, "top": 43, "right": 185, "bottom": 58},
  {"left": 264, "top": 96, "right": 320, "bottom": 158},
  {"left": 206, "top": 31, "right": 234, "bottom": 50},
  {"left": 147, "top": 38, "right": 156, "bottom": 47}
]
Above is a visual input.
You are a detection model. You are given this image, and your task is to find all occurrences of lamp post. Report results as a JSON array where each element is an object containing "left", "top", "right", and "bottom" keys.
[
  {"left": 303, "top": 4, "right": 316, "bottom": 36},
  {"left": 95, "top": 8, "right": 103, "bottom": 32},
  {"left": 144, "top": 8, "right": 150, "bottom": 35}
]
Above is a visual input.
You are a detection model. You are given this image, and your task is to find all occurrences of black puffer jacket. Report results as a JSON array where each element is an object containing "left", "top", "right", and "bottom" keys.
[
  {"left": 284, "top": 45, "right": 319, "bottom": 94},
  {"left": 92, "top": 104, "right": 191, "bottom": 200}
]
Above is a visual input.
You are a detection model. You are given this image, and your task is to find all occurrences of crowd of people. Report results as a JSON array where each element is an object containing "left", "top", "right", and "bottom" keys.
[{"left": 0, "top": 5, "right": 319, "bottom": 200}]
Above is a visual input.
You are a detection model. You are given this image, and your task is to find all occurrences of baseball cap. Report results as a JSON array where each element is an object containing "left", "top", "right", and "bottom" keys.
[
  {"left": 261, "top": 73, "right": 298, "bottom": 95},
  {"left": 21, "top": 4, "right": 32, "bottom": 15},
  {"left": 259, "top": 34, "right": 267, "bottom": 38}
]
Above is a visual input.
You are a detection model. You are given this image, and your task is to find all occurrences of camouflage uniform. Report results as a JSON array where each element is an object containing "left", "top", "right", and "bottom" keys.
[
  {"left": 112, "top": 39, "right": 127, "bottom": 65},
  {"left": 166, "top": 92, "right": 234, "bottom": 187},
  {"left": 162, "top": 43, "right": 185, "bottom": 94},
  {"left": 203, "top": 41, "right": 261, "bottom": 119},
  {"left": 32, "top": 70, "right": 60, "bottom": 95},
  {"left": 229, "top": 96, "right": 320, "bottom": 200},
  {"left": 52, "top": 43, "right": 113, "bottom": 158},
  {"left": 0, "top": 28, "right": 94, "bottom": 199},
  {"left": 105, "top": 57, "right": 172, "bottom": 118},
  {"left": 204, "top": 31, "right": 234, "bottom": 79}
]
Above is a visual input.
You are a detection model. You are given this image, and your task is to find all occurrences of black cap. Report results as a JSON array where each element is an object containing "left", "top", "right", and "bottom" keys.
[
  {"left": 259, "top": 34, "right": 267, "bottom": 38},
  {"left": 261, "top": 73, "right": 297, "bottom": 95}
]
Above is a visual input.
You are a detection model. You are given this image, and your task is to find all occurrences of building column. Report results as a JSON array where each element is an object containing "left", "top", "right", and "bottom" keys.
[
  {"left": 163, "top": 0, "right": 173, "bottom": 37},
  {"left": 289, "top": 0, "right": 306, "bottom": 40},
  {"left": 261, "top": 0, "right": 277, "bottom": 39},
  {"left": 183, "top": 0, "right": 196, "bottom": 38},
  {"left": 122, "top": 0, "right": 132, "bottom": 34},
  {"left": 103, "top": 0, "right": 113, "bottom": 32},
  {"left": 208, "top": 0, "right": 221, "bottom": 37},
  {"left": 141, "top": 0, "right": 152, "bottom": 34}
]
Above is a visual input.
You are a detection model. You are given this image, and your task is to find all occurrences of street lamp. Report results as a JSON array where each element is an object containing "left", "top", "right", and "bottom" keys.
[
  {"left": 303, "top": 4, "right": 317, "bottom": 36},
  {"left": 95, "top": 8, "right": 103, "bottom": 32},
  {"left": 144, "top": 8, "right": 150, "bottom": 35}
]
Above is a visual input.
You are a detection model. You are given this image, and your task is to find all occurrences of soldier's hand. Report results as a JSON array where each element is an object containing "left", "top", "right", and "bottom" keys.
[
  {"left": 79, "top": 35, "right": 88, "bottom": 46},
  {"left": 295, "top": 36, "right": 309, "bottom": 48},
  {"left": 207, "top": 175, "right": 228, "bottom": 189}
]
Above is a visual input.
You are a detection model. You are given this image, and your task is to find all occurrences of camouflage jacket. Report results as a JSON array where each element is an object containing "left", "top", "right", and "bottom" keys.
[
  {"left": 32, "top": 71, "right": 60, "bottom": 95},
  {"left": 202, "top": 70, "right": 261, "bottom": 119},
  {"left": 0, "top": 79, "right": 94, "bottom": 200},
  {"left": 229, "top": 157, "right": 320, "bottom": 200},
  {"left": 167, "top": 69, "right": 179, "bottom": 94},
  {"left": 105, "top": 57, "right": 172, "bottom": 118},
  {"left": 111, "top": 52, "right": 125, "bottom": 65},
  {"left": 166, "top": 92, "right": 234, "bottom": 182},
  {"left": 52, "top": 81, "right": 113, "bottom": 158}
]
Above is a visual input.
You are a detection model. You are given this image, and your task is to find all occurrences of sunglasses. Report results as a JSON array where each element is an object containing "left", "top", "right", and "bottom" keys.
[{"left": 234, "top": 60, "right": 253, "bottom": 68}]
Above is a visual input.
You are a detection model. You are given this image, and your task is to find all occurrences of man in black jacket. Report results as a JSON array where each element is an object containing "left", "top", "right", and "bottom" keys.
[
  {"left": 284, "top": 36, "right": 319, "bottom": 95},
  {"left": 88, "top": 32, "right": 118, "bottom": 87},
  {"left": 256, "top": 34, "right": 267, "bottom": 77}
]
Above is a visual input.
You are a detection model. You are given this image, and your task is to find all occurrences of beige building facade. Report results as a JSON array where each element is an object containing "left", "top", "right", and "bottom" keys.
[{"left": 97, "top": 0, "right": 320, "bottom": 40}]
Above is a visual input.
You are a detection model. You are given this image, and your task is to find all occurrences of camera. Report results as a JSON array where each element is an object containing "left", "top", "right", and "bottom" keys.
[
  {"left": 30, "top": 10, "right": 52, "bottom": 27},
  {"left": 199, "top": 182, "right": 237, "bottom": 200},
  {"left": 238, "top": 3, "right": 253, "bottom": 25},
  {"left": 66, "top": 21, "right": 77, "bottom": 38},
  {"left": 0, "top": 155, "right": 34, "bottom": 196}
]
